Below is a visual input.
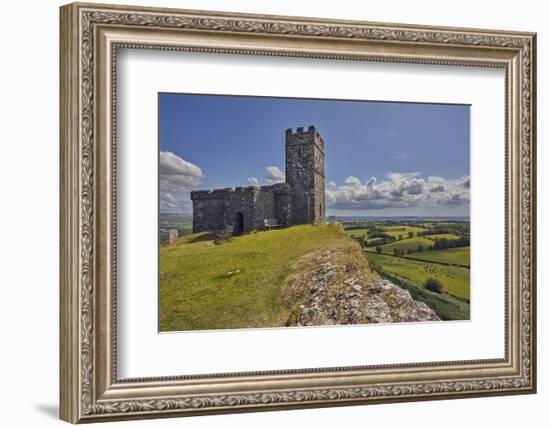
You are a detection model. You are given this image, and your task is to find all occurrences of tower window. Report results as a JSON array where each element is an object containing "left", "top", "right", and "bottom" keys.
[{"left": 298, "top": 148, "right": 303, "bottom": 157}]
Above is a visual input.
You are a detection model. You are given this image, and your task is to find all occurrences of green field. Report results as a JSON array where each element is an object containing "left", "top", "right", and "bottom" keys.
[
  {"left": 365, "top": 252, "right": 470, "bottom": 300},
  {"left": 423, "top": 233, "right": 462, "bottom": 241},
  {"left": 344, "top": 228, "right": 369, "bottom": 238},
  {"left": 374, "top": 271, "right": 470, "bottom": 320},
  {"left": 365, "top": 237, "right": 383, "bottom": 245},
  {"left": 160, "top": 224, "right": 367, "bottom": 331},
  {"left": 406, "top": 247, "right": 470, "bottom": 266},
  {"left": 380, "top": 225, "right": 426, "bottom": 237},
  {"left": 365, "top": 236, "right": 434, "bottom": 254}
]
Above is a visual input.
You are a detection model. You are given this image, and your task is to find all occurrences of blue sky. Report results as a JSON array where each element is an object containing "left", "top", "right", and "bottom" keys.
[{"left": 159, "top": 93, "right": 470, "bottom": 216}]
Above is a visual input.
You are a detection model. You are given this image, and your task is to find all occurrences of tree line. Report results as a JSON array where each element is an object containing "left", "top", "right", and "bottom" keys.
[{"left": 431, "top": 237, "right": 470, "bottom": 250}]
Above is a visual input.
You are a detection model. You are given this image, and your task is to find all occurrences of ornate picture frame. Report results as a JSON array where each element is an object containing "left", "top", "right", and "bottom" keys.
[{"left": 60, "top": 2, "right": 536, "bottom": 423}]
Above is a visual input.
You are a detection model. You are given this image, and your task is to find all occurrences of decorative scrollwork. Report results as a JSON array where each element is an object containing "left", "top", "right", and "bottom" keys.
[
  {"left": 77, "top": 7, "right": 534, "bottom": 417},
  {"left": 85, "top": 377, "right": 530, "bottom": 415}
]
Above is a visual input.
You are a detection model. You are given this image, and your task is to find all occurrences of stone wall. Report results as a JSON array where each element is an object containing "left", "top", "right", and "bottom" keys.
[
  {"left": 191, "top": 184, "right": 293, "bottom": 234},
  {"left": 273, "top": 183, "right": 293, "bottom": 228},
  {"left": 190, "top": 190, "right": 229, "bottom": 233},
  {"left": 251, "top": 187, "right": 276, "bottom": 230}
]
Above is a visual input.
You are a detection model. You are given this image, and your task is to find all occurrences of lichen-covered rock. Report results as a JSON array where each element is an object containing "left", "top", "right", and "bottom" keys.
[{"left": 282, "top": 250, "right": 440, "bottom": 326}]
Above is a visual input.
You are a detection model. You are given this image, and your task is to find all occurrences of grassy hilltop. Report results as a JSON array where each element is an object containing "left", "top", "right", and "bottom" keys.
[
  {"left": 160, "top": 219, "right": 471, "bottom": 330},
  {"left": 159, "top": 224, "right": 367, "bottom": 331}
]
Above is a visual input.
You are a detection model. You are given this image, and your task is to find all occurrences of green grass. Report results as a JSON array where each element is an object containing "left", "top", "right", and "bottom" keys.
[
  {"left": 365, "top": 236, "right": 434, "bottom": 254},
  {"left": 405, "top": 247, "right": 470, "bottom": 267},
  {"left": 344, "top": 228, "right": 369, "bottom": 238},
  {"left": 160, "top": 224, "right": 360, "bottom": 332},
  {"left": 375, "top": 271, "right": 470, "bottom": 320},
  {"left": 365, "top": 237, "right": 383, "bottom": 245},
  {"left": 364, "top": 252, "right": 470, "bottom": 300},
  {"left": 380, "top": 225, "right": 426, "bottom": 237},
  {"left": 423, "top": 233, "right": 461, "bottom": 241}
]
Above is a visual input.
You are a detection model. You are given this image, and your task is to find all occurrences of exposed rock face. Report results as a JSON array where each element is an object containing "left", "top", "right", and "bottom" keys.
[{"left": 282, "top": 249, "right": 439, "bottom": 326}]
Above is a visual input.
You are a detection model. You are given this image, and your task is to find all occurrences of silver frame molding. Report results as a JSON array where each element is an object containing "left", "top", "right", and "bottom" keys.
[{"left": 60, "top": 2, "right": 537, "bottom": 423}]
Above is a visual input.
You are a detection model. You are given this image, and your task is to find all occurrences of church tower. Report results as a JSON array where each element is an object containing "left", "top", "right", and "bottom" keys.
[{"left": 285, "top": 125, "right": 325, "bottom": 225}]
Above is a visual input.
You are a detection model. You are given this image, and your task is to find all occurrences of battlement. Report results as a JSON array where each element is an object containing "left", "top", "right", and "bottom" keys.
[
  {"left": 192, "top": 187, "right": 246, "bottom": 199},
  {"left": 191, "top": 183, "right": 290, "bottom": 200},
  {"left": 285, "top": 125, "right": 325, "bottom": 149}
]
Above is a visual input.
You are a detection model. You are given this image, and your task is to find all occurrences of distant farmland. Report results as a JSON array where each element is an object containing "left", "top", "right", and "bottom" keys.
[
  {"left": 343, "top": 218, "right": 470, "bottom": 320},
  {"left": 379, "top": 225, "right": 426, "bottom": 237},
  {"left": 365, "top": 252, "right": 470, "bottom": 301},
  {"left": 405, "top": 246, "right": 470, "bottom": 267},
  {"left": 344, "top": 228, "right": 369, "bottom": 238},
  {"left": 364, "top": 236, "right": 434, "bottom": 255},
  {"left": 424, "top": 233, "right": 462, "bottom": 241}
]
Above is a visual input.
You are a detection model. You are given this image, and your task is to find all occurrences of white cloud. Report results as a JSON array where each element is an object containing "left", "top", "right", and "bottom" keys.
[
  {"left": 247, "top": 176, "right": 260, "bottom": 186},
  {"left": 430, "top": 184, "right": 446, "bottom": 192},
  {"left": 426, "top": 175, "right": 446, "bottom": 184},
  {"left": 366, "top": 177, "right": 376, "bottom": 188},
  {"left": 386, "top": 172, "right": 421, "bottom": 182},
  {"left": 437, "top": 193, "right": 466, "bottom": 207},
  {"left": 160, "top": 191, "right": 192, "bottom": 212},
  {"left": 159, "top": 151, "right": 204, "bottom": 192},
  {"left": 404, "top": 178, "right": 425, "bottom": 195},
  {"left": 344, "top": 176, "right": 362, "bottom": 186},
  {"left": 326, "top": 172, "right": 470, "bottom": 211},
  {"left": 159, "top": 151, "right": 204, "bottom": 213},
  {"left": 265, "top": 166, "right": 285, "bottom": 184}
]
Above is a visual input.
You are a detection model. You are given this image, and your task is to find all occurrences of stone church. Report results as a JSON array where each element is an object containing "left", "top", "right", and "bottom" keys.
[{"left": 190, "top": 125, "right": 326, "bottom": 235}]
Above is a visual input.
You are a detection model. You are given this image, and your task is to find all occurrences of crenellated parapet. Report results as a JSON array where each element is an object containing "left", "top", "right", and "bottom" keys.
[
  {"left": 285, "top": 125, "right": 325, "bottom": 153},
  {"left": 191, "top": 186, "right": 261, "bottom": 200}
]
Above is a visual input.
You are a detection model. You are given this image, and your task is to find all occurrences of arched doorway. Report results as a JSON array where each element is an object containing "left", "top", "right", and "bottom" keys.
[{"left": 233, "top": 212, "right": 244, "bottom": 236}]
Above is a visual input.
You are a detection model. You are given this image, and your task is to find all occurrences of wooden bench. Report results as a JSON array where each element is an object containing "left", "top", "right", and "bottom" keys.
[{"left": 264, "top": 219, "right": 282, "bottom": 230}]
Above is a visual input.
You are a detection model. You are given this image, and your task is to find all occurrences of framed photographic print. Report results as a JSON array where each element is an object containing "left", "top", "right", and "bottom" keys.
[{"left": 60, "top": 2, "right": 537, "bottom": 423}]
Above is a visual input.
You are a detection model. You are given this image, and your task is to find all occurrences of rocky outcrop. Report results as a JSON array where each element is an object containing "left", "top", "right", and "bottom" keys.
[{"left": 282, "top": 249, "right": 439, "bottom": 326}]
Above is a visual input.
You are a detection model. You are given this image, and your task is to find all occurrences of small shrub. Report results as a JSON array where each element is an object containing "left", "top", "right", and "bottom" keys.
[
  {"left": 375, "top": 246, "right": 382, "bottom": 254},
  {"left": 424, "top": 277, "right": 443, "bottom": 293}
]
